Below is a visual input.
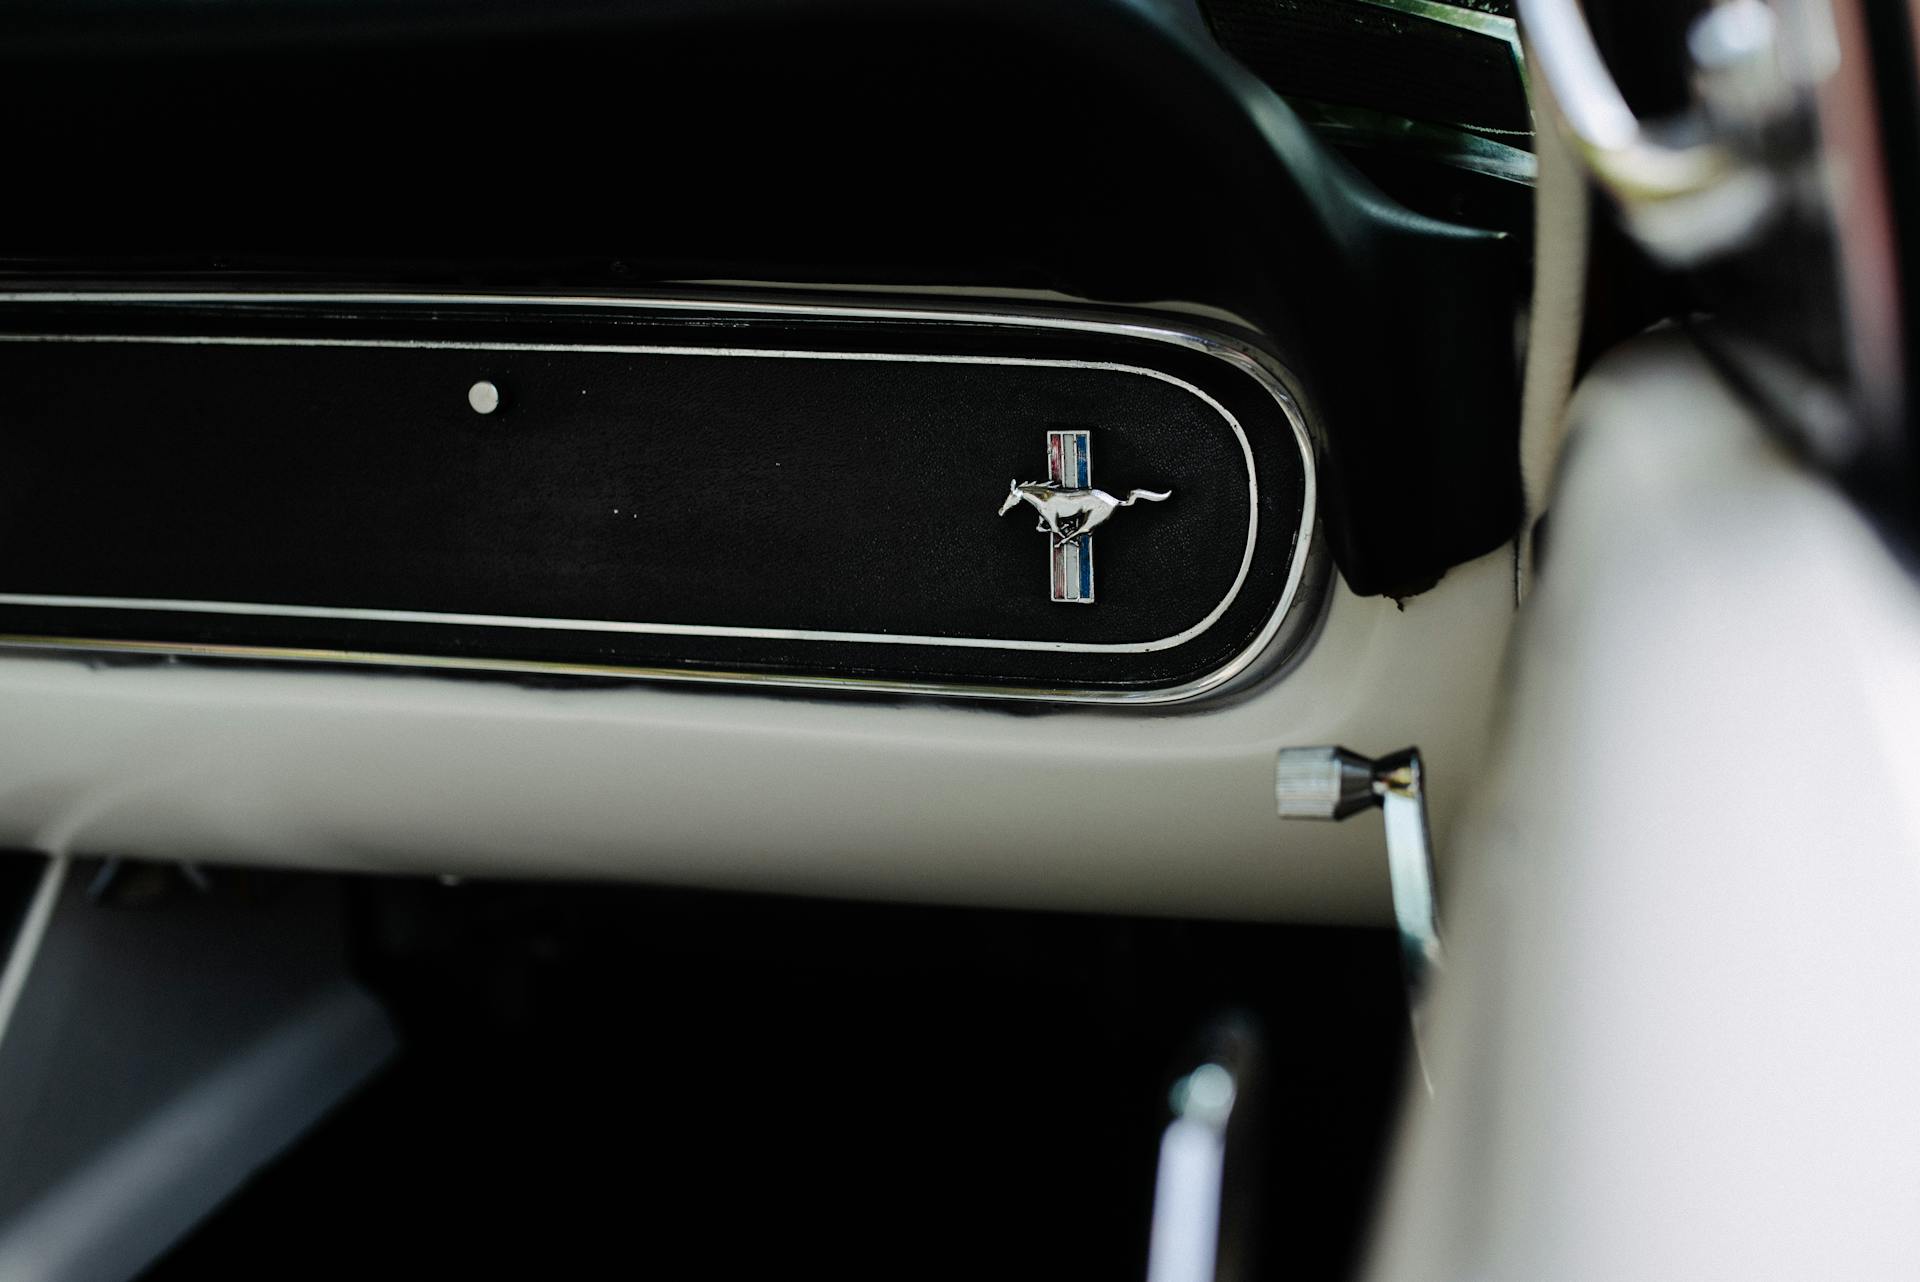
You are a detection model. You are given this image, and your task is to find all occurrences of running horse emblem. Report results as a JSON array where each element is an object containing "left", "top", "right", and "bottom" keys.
[
  {"left": 996, "top": 430, "right": 1172, "bottom": 603},
  {"left": 997, "top": 481, "right": 1173, "bottom": 546}
]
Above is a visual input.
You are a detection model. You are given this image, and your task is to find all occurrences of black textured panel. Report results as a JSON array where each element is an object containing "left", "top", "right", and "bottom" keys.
[
  {"left": 0, "top": 297, "right": 1313, "bottom": 696},
  {"left": 0, "top": 0, "right": 1526, "bottom": 601}
]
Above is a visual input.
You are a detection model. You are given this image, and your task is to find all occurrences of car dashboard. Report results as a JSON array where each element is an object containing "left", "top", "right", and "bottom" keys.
[
  {"left": 0, "top": 0, "right": 1536, "bottom": 918},
  {"left": 24, "top": 1, "right": 1916, "bottom": 1280}
]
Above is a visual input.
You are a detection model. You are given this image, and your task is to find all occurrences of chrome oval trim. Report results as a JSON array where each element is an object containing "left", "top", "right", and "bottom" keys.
[{"left": 0, "top": 290, "right": 1321, "bottom": 705}]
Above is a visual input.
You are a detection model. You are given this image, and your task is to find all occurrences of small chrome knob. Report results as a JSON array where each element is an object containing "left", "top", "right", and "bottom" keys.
[{"left": 1274, "top": 745, "right": 1381, "bottom": 820}]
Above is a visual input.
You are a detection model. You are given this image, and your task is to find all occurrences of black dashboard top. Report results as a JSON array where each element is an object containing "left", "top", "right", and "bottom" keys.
[{"left": 2, "top": 0, "right": 1525, "bottom": 596}]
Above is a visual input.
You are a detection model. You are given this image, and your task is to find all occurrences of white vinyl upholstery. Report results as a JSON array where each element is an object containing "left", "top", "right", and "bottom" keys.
[{"left": 1367, "top": 332, "right": 1920, "bottom": 1280}]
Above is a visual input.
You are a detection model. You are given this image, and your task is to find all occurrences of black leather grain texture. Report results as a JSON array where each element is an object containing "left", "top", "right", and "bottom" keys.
[{"left": 0, "top": 298, "right": 1310, "bottom": 694}]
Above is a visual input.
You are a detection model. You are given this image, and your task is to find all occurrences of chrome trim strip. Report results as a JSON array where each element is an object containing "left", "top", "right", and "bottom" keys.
[{"left": 0, "top": 290, "right": 1320, "bottom": 705}]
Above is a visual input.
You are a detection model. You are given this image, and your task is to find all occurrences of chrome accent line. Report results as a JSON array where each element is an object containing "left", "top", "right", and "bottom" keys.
[
  {"left": 0, "top": 290, "right": 1321, "bottom": 706},
  {"left": 0, "top": 336, "right": 1253, "bottom": 656},
  {"left": 0, "top": 634, "right": 1105, "bottom": 699}
]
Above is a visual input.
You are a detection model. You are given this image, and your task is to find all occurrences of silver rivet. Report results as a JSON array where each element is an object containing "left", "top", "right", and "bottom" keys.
[{"left": 467, "top": 380, "right": 500, "bottom": 415}]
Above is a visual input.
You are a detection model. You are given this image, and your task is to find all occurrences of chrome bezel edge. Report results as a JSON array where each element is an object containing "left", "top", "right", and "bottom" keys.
[{"left": 0, "top": 289, "right": 1323, "bottom": 707}]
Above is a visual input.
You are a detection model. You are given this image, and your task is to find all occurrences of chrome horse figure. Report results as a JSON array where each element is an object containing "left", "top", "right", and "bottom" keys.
[{"left": 997, "top": 479, "right": 1173, "bottom": 546}]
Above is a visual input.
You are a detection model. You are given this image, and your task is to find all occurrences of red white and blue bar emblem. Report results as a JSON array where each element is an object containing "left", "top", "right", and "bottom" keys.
[
  {"left": 1048, "top": 429, "right": 1094, "bottom": 603},
  {"left": 999, "top": 428, "right": 1168, "bottom": 604}
]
